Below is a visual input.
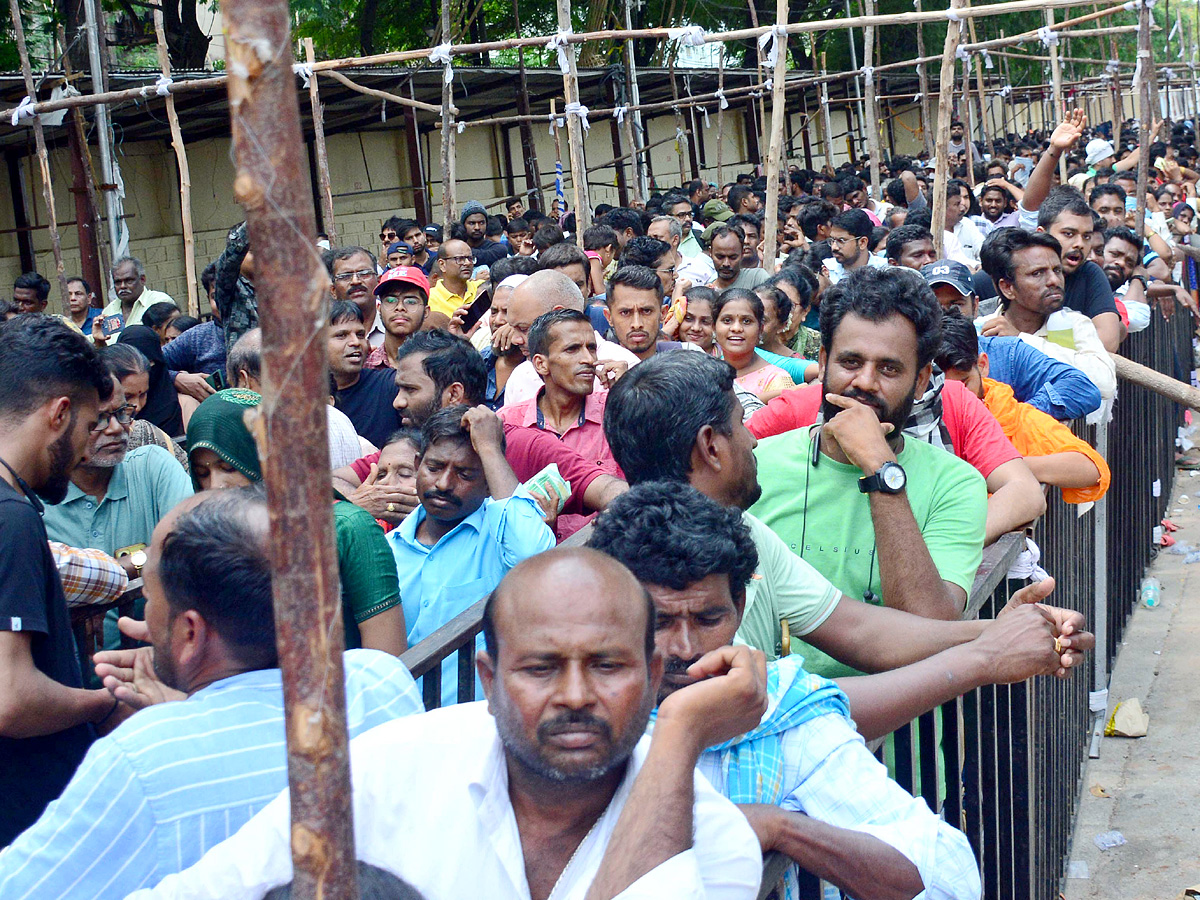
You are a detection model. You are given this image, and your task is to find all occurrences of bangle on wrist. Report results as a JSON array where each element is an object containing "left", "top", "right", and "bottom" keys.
[{"left": 97, "top": 695, "right": 119, "bottom": 726}]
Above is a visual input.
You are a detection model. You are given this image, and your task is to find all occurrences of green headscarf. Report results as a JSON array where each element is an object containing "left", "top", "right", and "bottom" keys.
[{"left": 185, "top": 389, "right": 264, "bottom": 489}]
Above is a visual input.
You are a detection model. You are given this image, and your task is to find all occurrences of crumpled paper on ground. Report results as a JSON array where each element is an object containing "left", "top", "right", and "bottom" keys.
[{"left": 1104, "top": 698, "right": 1149, "bottom": 737}]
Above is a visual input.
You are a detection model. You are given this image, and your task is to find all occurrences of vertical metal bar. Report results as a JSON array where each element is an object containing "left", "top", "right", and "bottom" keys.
[
  {"left": 221, "top": 0, "right": 357, "bottom": 893},
  {"left": 1136, "top": 0, "right": 1152, "bottom": 242},
  {"left": 622, "top": 0, "right": 649, "bottom": 201},
  {"left": 607, "top": 78, "right": 630, "bottom": 208},
  {"left": 83, "top": 0, "right": 123, "bottom": 264},
  {"left": 914, "top": 0, "right": 935, "bottom": 158},
  {"left": 422, "top": 665, "right": 442, "bottom": 711},
  {"left": 514, "top": 0, "right": 545, "bottom": 213},
  {"left": 457, "top": 642, "right": 476, "bottom": 703}
]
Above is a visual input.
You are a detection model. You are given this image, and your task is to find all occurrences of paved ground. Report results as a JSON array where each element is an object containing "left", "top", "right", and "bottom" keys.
[{"left": 1064, "top": 472, "right": 1200, "bottom": 900}]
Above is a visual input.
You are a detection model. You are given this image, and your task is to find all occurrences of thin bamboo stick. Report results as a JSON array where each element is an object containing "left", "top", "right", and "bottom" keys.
[
  {"left": 762, "top": 0, "right": 789, "bottom": 266},
  {"left": 933, "top": 0, "right": 965, "bottom": 257},
  {"left": 305, "top": 39, "right": 338, "bottom": 246}
]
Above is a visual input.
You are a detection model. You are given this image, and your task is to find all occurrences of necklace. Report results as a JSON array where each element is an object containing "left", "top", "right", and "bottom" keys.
[{"left": 545, "top": 813, "right": 604, "bottom": 900}]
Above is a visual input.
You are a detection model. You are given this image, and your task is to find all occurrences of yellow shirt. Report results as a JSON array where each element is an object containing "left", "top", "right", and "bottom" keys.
[{"left": 428, "top": 279, "right": 482, "bottom": 319}]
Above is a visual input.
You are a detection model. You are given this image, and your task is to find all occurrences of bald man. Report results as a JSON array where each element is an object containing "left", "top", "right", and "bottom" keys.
[
  {"left": 500, "top": 270, "right": 640, "bottom": 408},
  {"left": 122, "top": 548, "right": 766, "bottom": 900}
]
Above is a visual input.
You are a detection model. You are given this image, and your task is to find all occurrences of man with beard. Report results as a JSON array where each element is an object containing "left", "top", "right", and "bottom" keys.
[
  {"left": 122, "top": 547, "right": 765, "bottom": 900},
  {"left": 1099, "top": 226, "right": 1154, "bottom": 333},
  {"left": 325, "top": 246, "right": 386, "bottom": 348},
  {"left": 395, "top": 218, "right": 437, "bottom": 275},
  {"left": 948, "top": 119, "right": 966, "bottom": 156},
  {"left": 978, "top": 228, "right": 1116, "bottom": 413},
  {"left": 41, "top": 371, "right": 193, "bottom": 572},
  {"left": 458, "top": 200, "right": 510, "bottom": 268},
  {"left": 709, "top": 225, "right": 769, "bottom": 291},
  {"left": 0, "top": 488, "right": 423, "bottom": 896},
  {"left": 364, "top": 266, "right": 430, "bottom": 370},
  {"left": 327, "top": 301, "right": 403, "bottom": 449},
  {"left": 0, "top": 317, "right": 115, "bottom": 847},
  {"left": 822, "top": 209, "right": 889, "bottom": 285},
  {"left": 499, "top": 309, "right": 623, "bottom": 478},
  {"left": 386, "top": 405, "right": 555, "bottom": 705},
  {"left": 587, "top": 484, "right": 1087, "bottom": 900}
]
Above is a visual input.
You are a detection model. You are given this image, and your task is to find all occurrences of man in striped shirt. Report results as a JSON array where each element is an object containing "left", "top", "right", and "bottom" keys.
[{"left": 0, "top": 486, "right": 423, "bottom": 900}]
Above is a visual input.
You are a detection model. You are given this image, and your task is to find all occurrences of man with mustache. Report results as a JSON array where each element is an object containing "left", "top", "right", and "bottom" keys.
[
  {"left": 327, "top": 301, "right": 403, "bottom": 449},
  {"left": 386, "top": 403, "right": 555, "bottom": 705},
  {"left": 1098, "top": 226, "right": 1154, "bottom": 333},
  {"left": 978, "top": 228, "right": 1116, "bottom": 415},
  {"left": 325, "top": 246, "right": 386, "bottom": 349},
  {"left": 499, "top": 309, "right": 623, "bottom": 478},
  {"left": 709, "top": 224, "right": 769, "bottom": 291},
  {"left": 41, "top": 367, "right": 193, "bottom": 578},
  {"left": 0, "top": 316, "right": 115, "bottom": 846}
]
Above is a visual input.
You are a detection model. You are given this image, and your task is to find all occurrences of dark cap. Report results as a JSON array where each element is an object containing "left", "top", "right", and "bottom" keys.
[{"left": 920, "top": 259, "right": 974, "bottom": 297}]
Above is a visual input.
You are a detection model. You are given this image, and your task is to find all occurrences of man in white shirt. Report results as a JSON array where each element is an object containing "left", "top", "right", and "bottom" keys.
[
  {"left": 125, "top": 547, "right": 766, "bottom": 900},
  {"left": 502, "top": 270, "right": 637, "bottom": 408},
  {"left": 947, "top": 179, "right": 985, "bottom": 267},
  {"left": 101, "top": 256, "right": 178, "bottom": 330},
  {"left": 978, "top": 227, "right": 1116, "bottom": 418},
  {"left": 822, "top": 209, "right": 890, "bottom": 285}
]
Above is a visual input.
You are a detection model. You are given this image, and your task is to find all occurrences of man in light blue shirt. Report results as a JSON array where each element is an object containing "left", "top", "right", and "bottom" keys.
[
  {"left": 388, "top": 404, "right": 555, "bottom": 704},
  {"left": 0, "top": 486, "right": 423, "bottom": 900}
]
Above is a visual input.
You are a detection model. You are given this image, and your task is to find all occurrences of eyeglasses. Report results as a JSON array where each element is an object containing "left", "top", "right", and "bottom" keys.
[
  {"left": 93, "top": 404, "right": 135, "bottom": 432},
  {"left": 381, "top": 295, "right": 425, "bottom": 309},
  {"left": 380, "top": 231, "right": 398, "bottom": 242},
  {"left": 828, "top": 236, "right": 861, "bottom": 248},
  {"left": 333, "top": 269, "right": 377, "bottom": 283},
  {"left": 656, "top": 265, "right": 677, "bottom": 275},
  {"left": 442, "top": 255, "right": 474, "bottom": 266}
]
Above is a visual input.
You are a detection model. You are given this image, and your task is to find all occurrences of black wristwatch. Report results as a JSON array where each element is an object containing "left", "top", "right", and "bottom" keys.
[{"left": 859, "top": 461, "right": 907, "bottom": 494}]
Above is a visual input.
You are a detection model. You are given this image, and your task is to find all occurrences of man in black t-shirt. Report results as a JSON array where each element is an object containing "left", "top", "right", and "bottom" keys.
[
  {"left": 0, "top": 316, "right": 118, "bottom": 846},
  {"left": 327, "top": 301, "right": 402, "bottom": 448}
]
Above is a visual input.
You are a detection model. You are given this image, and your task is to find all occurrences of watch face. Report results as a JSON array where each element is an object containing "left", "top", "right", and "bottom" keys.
[
  {"left": 882, "top": 464, "right": 906, "bottom": 491},
  {"left": 130, "top": 550, "right": 148, "bottom": 568}
]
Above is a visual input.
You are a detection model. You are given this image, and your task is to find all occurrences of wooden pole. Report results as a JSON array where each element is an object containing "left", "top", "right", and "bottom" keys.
[
  {"left": 967, "top": 15, "right": 993, "bottom": 156},
  {"left": 1045, "top": 8, "right": 1068, "bottom": 182},
  {"left": 762, "top": 0, "right": 789, "bottom": 267},
  {"left": 58, "top": 24, "right": 106, "bottom": 300},
  {"left": 440, "top": 0, "right": 456, "bottom": 227},
  {"left": 819, "top": 53, "right": 836, "bottom": 174},
  {"left": 155, "top": 8, "right": 200, "bottom": 315},
  {"left": 862, "top": 0, "right": 882, "bottom": 202},
  {"left": 932, "top": 0, "right": 965, "bottom": 257},
  {"left": 622, "top": 0, "right": 649, "bottom": 201},
  {"left": 716, "top": 53, "right": 726, "bottom": 186},
  {"left": 303, "top": 39, "right": 337, "bottom": 246},
  {"left": 1135, "top": 0, "right": 1152, "bottom": 242},
  {"left": 222, "top": 0, "right": 357, "bottom": 894},
  {"left": 513, "top": 0, "right": 545, "bottom": 213},
  {"left": 555, "top": 0, "right": 591, "bottom": 235},
  {"left": 403, "top": 77, "right": 431, "bottom": 224},
  {"left": 958, "top": 29, "right": 977, "bottom": 188},
  {"left": 8, "top": 0, "right": 68, "bottom": 313},
  {"left": 668, "top": 54, "right": 690, "bottom": 186},
  {"left": 915, "top": 0, "right": 935, "bottom": 157}
]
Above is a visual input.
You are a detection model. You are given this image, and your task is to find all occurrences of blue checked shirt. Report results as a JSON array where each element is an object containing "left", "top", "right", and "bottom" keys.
[
  {"left": 977, "top": 335, "right": 1102, "bottom": 421},
  {"left": 0, "top": 650, "right": 422, "bottom": 900},
  {"left": 694, "top": 659, "right": 982, "bottom": 900}
]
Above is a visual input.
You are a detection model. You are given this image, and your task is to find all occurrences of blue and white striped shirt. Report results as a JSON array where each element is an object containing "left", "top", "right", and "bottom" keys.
[{"left": 0, "top": 649, "right": 422, "bottom": 900}]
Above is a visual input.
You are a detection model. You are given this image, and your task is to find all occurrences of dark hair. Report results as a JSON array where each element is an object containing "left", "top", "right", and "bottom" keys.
[
  {"left": 904, "top": 207, "right": 933, "bottom": 231},
  {"left": 1035, "top": 186, "right": 1092, "bottom": 229},
  {"left": 170, "top": 315, "right": 200, "bottom": 334},
  {"left": 537, "top": 241, "right": 590, "bottom": 272},
  {"left": 586, "top": 482, "right": 758, "bottom": 605},
  {"left": 102, "top": 343, "right": 150, "bottom": 380},
  {"left": 979, "top": 227, "right": 1063, "bottom": 290},
  {"left": 840, "top": 175, "right": 866, "bottom": 195},
  {"left": 830, "top": 209, "right": 874, "bottom": 239},
  {"left": 756, "top": 284, "right": 793, "bottom": 326},
  {"left": 527, "top": 307, "right": 591, "bottom": 358},
  {"left": 1103, "top": 225, "right": 1142, "bottom": 251},
  {"left": 505, "top": 196, "right": 522, "bottom": 209},
  {"left": 486, "top": 215, "right": 505, "bottom": 238},
  {"left": 0, "top": 315, "right": 112, "bottom": 419},
  {"left": 532, "top": 223, "right": 566, "bottom": 252},
  {"left": 620, "top": 236, "right": 672, "bottom": 269},
  {"left": 329, "top": 300, "right": 365, "bottom": 326},
  {"left": 606, "top": 265, "right": 664, "bottom": 306},
  {"left": 726, "top": 185, "right": 754, "bottom": 213},
  {"left": 394, "top": 329, "right": 486, "bottom": 405},
  {"left": 583, "top": 223, "right": 619, "bottom": 251},
  {"left": 66, "top": 275, "right": 93, "bottom": 295},
  {"left": 142, "top": 301, "right": 181, "bottom": 331},
  {"left": 383, "top": 426, "right": 422, "bottom": 449},
  {"left": 883, "top": 178, "right": 908, "bottom": 207},
  {"left": 819, "top": 266, "right": 944, "bottom": 369},
  {"left": 768, "top": 266, "right": 813, "bottom": 311},
  {"left": 200, "top": 262, "right": 217, "bottom": 295},
  {"left": 601, "top": 207, "right": 645, "bottom": 237},
  {"left": 797, "top": 200, "right": 837, "bottom": 240},
  {"left": 321, "top": 245, "right": 378, "bottom": 276},
  {"left": 1089, "top": 183, "right": 1126, "bottom": 205},
  {"left": 705, "top": 223, "right": 745, "bottom": 251},
  {"left": 504, "top": 217, "right": 529, "bottom": 235},
  {"left": 820, "top": 181, "right": 845, "bottom": 201},
  {"left": 158, "top": 485, "right": 277, "bottom": 669},
  {"left": 382, "top": 215, "right": 406, "bottom": 234},
  {"left": 604, "top": 351, "right": 739, "bottom": 483},
  {"left": 713, "top": 287, "right": 764, "bottom": 326},
  {"left": 396, "top": 218, "right": 422, "bottom": 239},
  {"left": 934, "top": 309, "right": 980, "bottom": 373},
  {"left": 14, "top": 272, "right": 51, "bottom": 302},
  {"left": 264, "top": 862, "right": 425, "bottom": 900},
  {"left": 488, "top": 255, "right": 539, "bottom": 283},
  {"left": 728, "top": 212, "right": 762, "bottom": 235},
  {"left": 662, "top": 193, "right": 692, "bottom": 213},
  {"left": 683, "top": 284, "right": 718, "bottom": 309},
  {"left": 418, "top": 403, "right": 479, "bottom": 455},
  {"left": 885, "top": 224, "right": 934, "bottom": 263}
]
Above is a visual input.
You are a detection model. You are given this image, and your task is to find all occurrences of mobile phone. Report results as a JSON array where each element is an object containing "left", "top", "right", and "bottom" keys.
[
  {"left": 460, "top": 289, "right": 492, "bottom": 332},
  {"left": 101, "top": 314, "right": 124, "bottom": 337},
  {"left": 1125, "top": 196, "right": 1138, "bottom": 214}
]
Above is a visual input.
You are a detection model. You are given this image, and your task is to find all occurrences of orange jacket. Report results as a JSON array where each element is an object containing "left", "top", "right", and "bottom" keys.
[{"left": 980, "top": 378, "right": 1111, "bottom": 504}]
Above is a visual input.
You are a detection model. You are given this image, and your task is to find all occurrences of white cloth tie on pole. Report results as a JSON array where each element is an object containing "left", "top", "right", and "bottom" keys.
[
  {"left": 913, "top": 92, "right": 923, "bottom": 103},
  {"left": 10, "top": 95, "right": 36, "bottom": 127},
  {"left": 861, "top": 65, "right": 875, "bottom": 86},
  {"left": 757, "top": 24, "right": 787, "bottom": 69},
  {"left": 154, "top": 75, "right": 173, "bottom": 97},
  {"left": 456, "top": 121, "right": 465, "bottom": 133},
  {"left": 946, "top": 8, "right": 962, "bottom": 23},
  {"left": 763, "top": 78, "right": 774, "bottom": 94},
  {"left": 999, "top": 84, "right": 1013, "bottom": 98},
  {"left": 699, "top": 105, "right": 711, "bottom": 128},
  {"left": 956, "top": 45, "right": 970, "bottom": 62},
  {"left": 429, "top": 43, "right": 454, "bottom": 83},
  {"left": 565, "top": 101, "right": 590, "bottom": 133},
  {"left": 612, "top": 106, "right": 628, "bottom": 125},
  {"left": 1037, "top": 26, "right": 1058, "bottom": 49},
  {"left": 667, "top": 25, "right": 707, "bottom": 46},
  {"left": 675, "top": 126, "right": 687, "bottom": 148},
  {"left": 716, "top": 88, "right": 729, "bottom": 109},
  {"left": 1162, "top": 67, "right": 1174, "bottom": 80},
  {"left": 1106, "top": 59, "right": 1121, "bottom": 74},
  {"left": 546, "top": 31, "right": 573, "bottom": 74},
  {"left": 291, "top": 63, "right": 313, "bottom": 87},
  {"left": 981, "top": 49, "right": 993, "bottom": 69}
]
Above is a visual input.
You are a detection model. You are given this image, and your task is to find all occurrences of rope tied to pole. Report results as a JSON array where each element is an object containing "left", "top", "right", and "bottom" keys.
[
  {"left": 716, "top": 88, "right": 729, "bottom": 109},
  {"left": 946, "top": 8, "right": 963, "bottom": 23},
  {"left": 456, "top": 120, "right": 465, "bottom": 133},
  {"left": 565, "top": 101, "right": 590, "bottom": 132},
  {"left": 667, "top": 25, "right": 707, "bottom": 47},
  {"left": 291, "top": 63, "right": 313, "bottom": 87},
  {"left": 757, "top": 24, "right": 787, "bottom": 69},
  {"left": 999, "top": 84, "right": 1013, "bottom": 97},
  {"left": 699, "top": 104, "right": 711, "bottom": 128},
  {"left": 546, "top": 31, "right": 573, "bottom": 74},
  {"left": 1038, "top": 26, "right": 1059, "bottom": 48},
  {"left": 612, "top": 105, "right": 628, "bottom": 124},
  {"left": 141, "top": 75, "right": 173, "bottom": 98},
  {"left": 913, "top": 92, "right": 923, "bottom": 103},
  {"left": 956, "top": 45, "right": 971, "bottom": 62},
  {"left": 548, "top": 113, "right": 564, "bottom": 136},
  {"left": 861, "top": 65, "right": 875, "bottom": 86},
  {"left": 429, "top": 43, "right": 454, "bottom": 83},
  {"left": 10, "top": 95, "right": 36, "bottom": 126}
]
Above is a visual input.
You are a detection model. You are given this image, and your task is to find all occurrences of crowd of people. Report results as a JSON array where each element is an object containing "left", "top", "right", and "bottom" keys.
[{"left": 3, "top": 105, "right": 1197, "bottom": 899}]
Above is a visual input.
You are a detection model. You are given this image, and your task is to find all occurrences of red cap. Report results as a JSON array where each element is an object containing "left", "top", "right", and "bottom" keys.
[{"left": 374, "top": 265, "right": 430, "bottom": 298}]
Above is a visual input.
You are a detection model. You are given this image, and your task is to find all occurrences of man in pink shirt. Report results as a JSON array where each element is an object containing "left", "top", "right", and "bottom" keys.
[{"left": 499, "top": 308, "right": 623, "bottom": 478}]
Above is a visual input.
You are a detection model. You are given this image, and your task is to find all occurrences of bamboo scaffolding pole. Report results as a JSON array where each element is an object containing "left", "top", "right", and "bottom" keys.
[
  {"left": 716, "top": 53, "right": 726, "bottom": 185},
  {"left": 321, "top": 70, "right": 446, "bottom": 114},
  {"left": 0, "top": 0, "right": 1139, "bottom": 124},
  {"left": 1135, "top": 0, "right": 1151, "bottom": 242},
  {"left": 554, "top": 0, "right": 590, "bottom": 235},
  {"left": 154, "top": 7, "right": 199, "bottom": 315},
  {"left": 622, "top": 0, "right": 649, "bottom": 201},
  {"left": 967, "top": 13, "right": 993, "bottom": 156},
  {"left": 668, "top": 54, "right": 689, "bottom": 186},
  {"left": 513, "top": 0, "right": 543, "bottom": 212},
  {"left": 8, "top": 0, "right": 68, "bottom": 313},
  {"left": 440, "top": 0, "right": 455, "bottom": 226},
  {"left": 1044, "top": 9, "right": 1068, "bottom": 181},
  {"left": 819, "top": 53, "right": 836, "bottom": 175},
  {"left": 933, "top": 0, "right": 964, "bottom": 257},
  {"left": 959, "top": 5, "right": 977, "bottom": 189},
  {"left": 863, "top": 0, "right": 882, "bottom": 201},
  {"left": 222, "top": 0, "right": 357, "bottom": 893},
  {"left": 762, "top": 0, "right": 789, "bottom": 267},
  {"left": 915, "top": 0, "right": 935, "bottom": 156},
  {"left": 304, "top": 39, "right": 338, "bottom": 246}
]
